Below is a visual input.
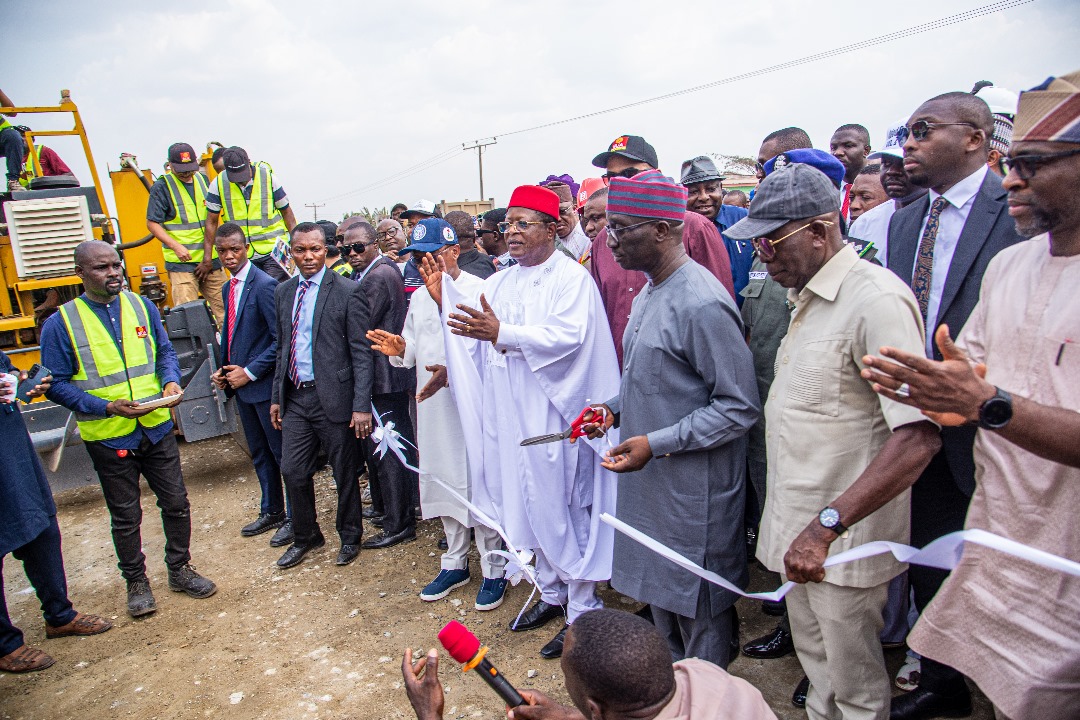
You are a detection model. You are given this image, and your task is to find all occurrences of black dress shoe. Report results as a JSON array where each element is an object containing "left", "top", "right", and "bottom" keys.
[
  {"left": 242, "top": 511, "right": 286, "bottom": 537},
  {"left": 742, "top": 623, "right": 794, "bottom": 659},
  {"left": 510, "top": 600, "right": 565, "bottom": 632},
  {"left": 539, "top": 625, "right": 567, "bottom": 659},
  {"left": 438, "top": 537, "right": 448, "bottom": 551},
  {"left": 361, "top": 528, "right": 416, "bottom": 549},
  {"left": 362, "top": 506, "right": 382, "bottom": 520},
  {"left": 792, "top": 675, "right": 809, "bottom": 708},
  {"left": 890, "top": 686, "right": 972, "bottom": 719},
  {"left": 276, "top": 536, "right": 325, "bottom": 569},
  {"left": 336, "top": 544, "right": 360, "bottom": 566},
  {"left": 372, "top": 517, "right": 384, "bottom": 529},
  {"left": 269, "top": 521, "right": 294, "bottom": 548},
  {"left": 761, "top": 598, "right": 786, "bottom": 616}
]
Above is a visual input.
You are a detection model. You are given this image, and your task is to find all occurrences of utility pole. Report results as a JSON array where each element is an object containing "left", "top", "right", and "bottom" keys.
[
  {"left": 305, "top": 202, "right": 326, "bottom": 220},
  {"left": 463, "top": 138, "right": 497, "bottom": 200}
]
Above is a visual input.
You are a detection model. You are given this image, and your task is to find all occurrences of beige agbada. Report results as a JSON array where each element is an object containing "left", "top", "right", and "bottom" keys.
[
  {"left": 653, "top": 659, "right": 777, "bottom": 720},
  {"left": 908, "top": 236, "right": 1080, "bottom": 718}
]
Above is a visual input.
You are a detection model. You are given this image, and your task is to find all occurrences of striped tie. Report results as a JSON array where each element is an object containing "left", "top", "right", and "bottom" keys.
[
  {"left": 911, "top": 196, "right": 949, "bottom": 320},
  {"left": 288, "top": 280, "right": 312, "bottom": 386},
  {"left": 226, "top": 277, "right": 239, "bottom": 362}
]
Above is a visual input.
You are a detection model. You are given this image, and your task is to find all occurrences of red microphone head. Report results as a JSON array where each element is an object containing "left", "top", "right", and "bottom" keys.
[{"left": 438, "top": 621, "right": 481, "bottom": 664}]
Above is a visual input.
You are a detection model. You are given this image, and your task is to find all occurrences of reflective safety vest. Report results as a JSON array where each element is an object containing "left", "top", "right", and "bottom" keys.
[
  {"left": 58, "top": 292, "right": 171, "bottom": 442},
  {"left": 161, "top": 172, "right": 215, "bottom": 264},
  {"left": 18, "top": 142, "right": 40, "bottom": 188},
  {"left": 331, "top": 259, "right": 351, "bottom": 276},
  {"left": 215, "top": 162, "right": 288, "bottom": 257}
]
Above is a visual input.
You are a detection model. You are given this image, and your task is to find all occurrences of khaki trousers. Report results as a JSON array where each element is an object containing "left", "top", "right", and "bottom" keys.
[
  {"left": 785, "top": 576, "right": 890, "bottom": 720},
  {"left": 168, "top": 268, "right": 227, "bottom": 328}
]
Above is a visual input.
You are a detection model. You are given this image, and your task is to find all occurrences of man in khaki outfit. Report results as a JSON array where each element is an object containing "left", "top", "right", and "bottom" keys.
[{"left": 725, "top": 164, "right": 941, "bottom": 720}]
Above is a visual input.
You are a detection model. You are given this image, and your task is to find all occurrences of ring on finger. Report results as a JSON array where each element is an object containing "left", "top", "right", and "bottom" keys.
[{"left": 896, "top": 382, "right": 911, "bottom": 398}]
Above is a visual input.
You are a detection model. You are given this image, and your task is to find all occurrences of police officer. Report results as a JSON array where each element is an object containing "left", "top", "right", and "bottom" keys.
[
  {"left": 146, "top": 142, "right": 228, "bottom": 326},
  {"left": 202, "top": 146, "right": 297, "bottom": 282},
  {"left": 40, "top": 241, "right": 217, "bottom": 618}
]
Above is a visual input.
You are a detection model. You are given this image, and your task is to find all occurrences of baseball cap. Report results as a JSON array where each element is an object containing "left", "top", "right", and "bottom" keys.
[
  {"left": 400, "top": 217, "right": 459, "bottom": 254},
  {"left": 222, "top": 146, "right": 252, "bottom": 184},
  {"left": 399, "top": 199, "right": 438, "bottom": 220},
  {"left": 591, "top": 135, "right": 659, "bottom": 169},
  {"left": 724, "top": 164, "right": 841, "bottom": 241},
  {"left": 868, "top": 120, "right": 907, "bottom": 161},
  {"left": 167, "top": 143, "right": 200, "bottom": 173},
  {"left": 763, "top": 149, "right": 845, "bottom": 189},
  {"left": 680, "top": 156, "right": 726, "bottom": 186}
]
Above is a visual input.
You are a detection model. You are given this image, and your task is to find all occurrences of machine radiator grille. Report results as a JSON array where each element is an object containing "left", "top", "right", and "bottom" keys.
[{"left": 4, "top": 196, "right": 95, "bottom": 278}]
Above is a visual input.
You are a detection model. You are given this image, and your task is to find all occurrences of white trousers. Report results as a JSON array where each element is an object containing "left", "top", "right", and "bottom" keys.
[
  {"left": 535, "top": 548, "right": 602, "bottom": 623},
  {"left": 440, "top": 516, "right": 506, "bottom": 579}
]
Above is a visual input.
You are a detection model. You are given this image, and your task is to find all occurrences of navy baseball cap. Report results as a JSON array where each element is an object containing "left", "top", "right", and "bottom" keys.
[
  {"left": 725, "top": 164, "right": 841, "bottom": 241},
  {"left": 400, "top": 217, "right": 459, "bottom": 254},
  {"left": 763, "top": 148, "right": 845, "bottom": 189}
]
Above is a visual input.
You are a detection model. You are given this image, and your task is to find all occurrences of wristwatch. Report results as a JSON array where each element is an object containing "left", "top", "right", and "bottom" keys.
[
  {"left": 978, "top": 387, "right": 1013, "bottom": 430},
  {"left": 818, "top": 506, "right": 848, "bottom": 537}
]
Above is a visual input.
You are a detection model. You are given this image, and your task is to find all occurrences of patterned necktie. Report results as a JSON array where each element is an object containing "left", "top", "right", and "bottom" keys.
[
  {"left": 226, "top": 277, "right": 239, "bottom": 361},
  {"left": 911, "top": 196, "right": 950, "bottom": 319},
  {"left": 288, "top": 280, "right": 313, "bottom": 386}
]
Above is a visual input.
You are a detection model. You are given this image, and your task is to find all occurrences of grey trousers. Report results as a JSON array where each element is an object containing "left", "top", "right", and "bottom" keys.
[{"left": 651, "top": 581, "right": 738, "bottom": 670}]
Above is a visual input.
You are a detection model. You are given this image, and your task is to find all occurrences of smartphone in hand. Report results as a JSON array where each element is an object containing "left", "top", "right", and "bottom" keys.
[{"left": 17, "top": 363, "right": 50, "bottom": 403}]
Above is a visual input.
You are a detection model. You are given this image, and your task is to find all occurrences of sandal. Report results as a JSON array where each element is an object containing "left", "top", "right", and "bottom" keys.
[
  {"left": 0, "top": 645, "right": 56, "bottom": 673},
  {"left": 895, "top": 654, "right": 921, "bottom": 691},
  {"left": 46, "top": 612, "right": 113, "bottom": 639}
]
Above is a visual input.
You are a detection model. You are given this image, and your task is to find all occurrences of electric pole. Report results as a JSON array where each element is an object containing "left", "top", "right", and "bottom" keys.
[
  {"left": 305, "top": 202, "right": 326, "bottom": 220},
  {"left": 463, "top": 138, "right": 497, "bottom": 200}
]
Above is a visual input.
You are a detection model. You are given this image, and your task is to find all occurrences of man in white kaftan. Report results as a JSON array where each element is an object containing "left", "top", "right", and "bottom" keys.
[{"left": 441, "top": 184, "right": 620, "bottom": 659}]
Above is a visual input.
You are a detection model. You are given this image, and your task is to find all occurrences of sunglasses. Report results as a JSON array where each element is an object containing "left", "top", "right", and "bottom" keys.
[
  {"left": 601, "top": 167, "right": 642, "bottom": 184},
  {"left": 497, "top": 220, "right": 548, "bottom": 233},
  {"left": 1001, "top": 147, "right": 1080, "bottom": 180},
  {"left": 607, "top": 218, "right": 660, "bottom": 241},
  {"left": 344, "top": 242, "right": 374, "bottom": 254},
  {"left": 476, "top": 228, "right": 498, "bottom": 237},
  {"left": 896, "top": 120, "right": 978, "bottom": 145},
  {"left": 752, "top": 221, "right": 834, "bottom": 261}
]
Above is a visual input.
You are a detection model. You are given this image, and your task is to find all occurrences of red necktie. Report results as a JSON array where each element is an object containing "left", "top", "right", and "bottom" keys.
[
  {"left": 841, "top": 182, "right": 852, "bottom": 220},
  {"left": 226, "top": 277, "right": 239, "bottom": 361}
]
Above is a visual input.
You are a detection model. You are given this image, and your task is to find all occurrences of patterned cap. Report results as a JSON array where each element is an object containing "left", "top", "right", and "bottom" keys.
[
  {"left": 607, "top": 169, "right": 687, "bottom": 222},
  {"left": 1014, "top": 68, "right": 1080, "bottom": 143},
  {"left": 990, "top": 114, "right": 1014, "bottom": 154},
  {"left": 540, "top": 174, "right": 580, "bottom": 202}
]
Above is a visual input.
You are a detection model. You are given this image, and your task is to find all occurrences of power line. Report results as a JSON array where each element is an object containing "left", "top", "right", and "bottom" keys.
[{"left": 318, "top": 145, "right": 463, "bottom": 203}]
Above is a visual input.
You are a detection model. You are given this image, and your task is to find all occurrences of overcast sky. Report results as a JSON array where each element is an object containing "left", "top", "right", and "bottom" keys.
[{"left": 4, "top": 0, "right": 1077, "bottom": 222}]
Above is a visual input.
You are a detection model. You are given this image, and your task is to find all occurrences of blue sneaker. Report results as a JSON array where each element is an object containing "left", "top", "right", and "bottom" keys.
[
  {"left": 475, "top": 577, "right": 508, "bottom": 611},
  {"left": 419, "top": 568, "right": 471, "bottom": 602}
]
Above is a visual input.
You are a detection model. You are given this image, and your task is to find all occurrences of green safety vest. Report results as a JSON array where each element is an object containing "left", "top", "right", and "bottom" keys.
[
  {"left": 58, "top": 292, "right": 171, "bottom": 442},
  {"left": 161, "top": 172, "right": 215, "bottom": 264},
  {"left": 215, "top": 162, "right": 288, "bottom": 257}
]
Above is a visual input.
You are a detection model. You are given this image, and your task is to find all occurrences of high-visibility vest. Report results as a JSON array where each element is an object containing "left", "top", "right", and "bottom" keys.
[
  {"left": 19, "top": 143, "right": 40, "bottom": 188},
  {"left": 215, "top": 162, "right": 288, "bottom": 257},
  {"left": 331, "top": 259, "right": 351, "bottom": 276},
  {"left": 58, "top": 292, "right": 171, "bottom": 442},
  {"left": 160, "top": 172, "right": 215, "bottom": 264}
]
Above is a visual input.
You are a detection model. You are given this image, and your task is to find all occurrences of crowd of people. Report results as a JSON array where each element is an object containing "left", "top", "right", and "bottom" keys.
[{"left": 2, "top": 68, "right": 1078, "bottom": 720}]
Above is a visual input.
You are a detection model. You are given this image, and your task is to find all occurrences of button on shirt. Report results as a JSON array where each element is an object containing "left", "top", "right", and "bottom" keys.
[
  {"left": 756, "top": 245, "right": 929, "bottom": 588},
  {"left": 912, "top": 164, "right": 988, "bottom": 356},
  {"left": 291, "top": 267, "right": 326, "bottom": 383},
  {"left": 40, "top": 293, "right": 181, "bottom": 450}
]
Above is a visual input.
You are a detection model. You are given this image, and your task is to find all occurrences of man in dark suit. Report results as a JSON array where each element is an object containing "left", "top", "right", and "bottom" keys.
[
  {"left": 211, "top": 222, "right": 292, "bottom": 546},
  {"left": 270, "top": 222, "right": 374, "bottom": 569},
  {"left": 343, "top": 221, "right": 418, "bottom": 549},
  {"left": 886, "top": 91, "right": 1024, "bottom": 720}
]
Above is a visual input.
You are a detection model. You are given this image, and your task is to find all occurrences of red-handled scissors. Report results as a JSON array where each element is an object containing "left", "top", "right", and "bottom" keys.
[{"left": 520, "top": 407, "right": 595, "bottom": 446}]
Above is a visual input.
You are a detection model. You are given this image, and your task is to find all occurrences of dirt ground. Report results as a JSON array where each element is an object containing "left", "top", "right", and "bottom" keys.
[{"left": 1, "top": 436, "right": 993, "bottom": 720}]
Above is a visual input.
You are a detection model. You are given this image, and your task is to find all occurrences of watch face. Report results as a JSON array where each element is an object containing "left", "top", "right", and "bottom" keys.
[
  {"left": 982, "top": 397, "right": 1012, "bottom": 427},
  {"left": 819, "top": 507, "right": 840, "bottom": 528}
]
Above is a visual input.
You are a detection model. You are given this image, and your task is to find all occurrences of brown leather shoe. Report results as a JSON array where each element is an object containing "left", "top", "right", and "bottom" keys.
[
  {"left": 45, "top": 612, "right": 113, "bottom": 639},
  {"left": 0, "top": 644, "right": 55, "bottom": 673}
]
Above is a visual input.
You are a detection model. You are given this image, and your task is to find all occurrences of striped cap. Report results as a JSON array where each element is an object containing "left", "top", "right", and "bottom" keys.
[
  {"left": 1014, "top": 69, "right": 1080, "bottom": 143},
  {"left": 607, "top": 169, "right": 687, "bottom": 222}
]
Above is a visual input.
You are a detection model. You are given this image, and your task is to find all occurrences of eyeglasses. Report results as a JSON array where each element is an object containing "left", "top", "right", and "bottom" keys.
[
  {"left": 376, "top": 229, "right": 401, "bottom": 240},
  {"left": 344, "top": 242, "right": 374, "bottom": 254},
  {"left": 497, "top": 220, "right": 548, "bottom": 233},
  {"left": 601, "top": 167, "right": 642, "bottom": 184},
  {"left": 752, "top": 220, "right": 833, "bottom": 261},
  {"left": 896, "top": 120, "right": 978, "bottom": 145},
  {"left": 607, "top": 218, "right": 660, "bottom": 241},
  {"left": 1001, "top": 147, "right": 1080, "bottom": 180}
]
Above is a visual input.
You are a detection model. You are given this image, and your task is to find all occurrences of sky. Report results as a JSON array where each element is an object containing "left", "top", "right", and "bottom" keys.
[{"left": 3, "top": 0, "right": 1078, "bottom": 223}]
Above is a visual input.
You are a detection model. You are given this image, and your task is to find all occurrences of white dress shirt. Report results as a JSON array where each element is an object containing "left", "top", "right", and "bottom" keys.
[
  {"left": 227, "top": 260, "right": 258, "bottom": 381},
  {"left": 911, "top": 164, "right": 988, "bottom": 356}
]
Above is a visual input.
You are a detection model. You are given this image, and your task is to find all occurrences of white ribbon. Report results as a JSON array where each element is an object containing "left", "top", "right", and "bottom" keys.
[
  {"left": 601, "top": 513, "right": 1080, "bottom": 602},
  {"left": 369, "top": 405, "right": 541, "bottom": 627}
]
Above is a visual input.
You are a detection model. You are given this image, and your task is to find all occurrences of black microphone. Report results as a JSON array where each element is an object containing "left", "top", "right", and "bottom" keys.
[{"left": 438, "top": 620, "right": 525, "bottom": 707}]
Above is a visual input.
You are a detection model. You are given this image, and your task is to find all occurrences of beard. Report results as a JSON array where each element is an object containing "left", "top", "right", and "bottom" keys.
[{"left": 1015, "top": 206, "right": 1059, "bottom": 239}]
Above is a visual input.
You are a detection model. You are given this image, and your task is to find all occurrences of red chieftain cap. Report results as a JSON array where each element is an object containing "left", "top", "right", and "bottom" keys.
[
  {"left": 438, "top": 620, "right": 481, "bottom": 664},
  {"left": 507, "top": 185, "right": 560, "bottom": 219}
]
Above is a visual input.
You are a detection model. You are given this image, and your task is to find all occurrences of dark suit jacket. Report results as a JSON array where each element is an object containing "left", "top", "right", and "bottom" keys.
[
  {"left": 219, "top": 262, "right": 278, "bottom": 404},
  {"left": 887, "top": 169, "right": 1023, "bottom": 494},
  {"left": 358, "top": 256, "right": 412, "bottom": 396},
  {"left": 271, "top": 269, "right": 374, "bottom": 423}
]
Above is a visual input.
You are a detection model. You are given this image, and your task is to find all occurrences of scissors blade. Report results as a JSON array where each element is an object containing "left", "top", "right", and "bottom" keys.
[{"left": 520, "top": 429, "right": 571, "bottom": 446}]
